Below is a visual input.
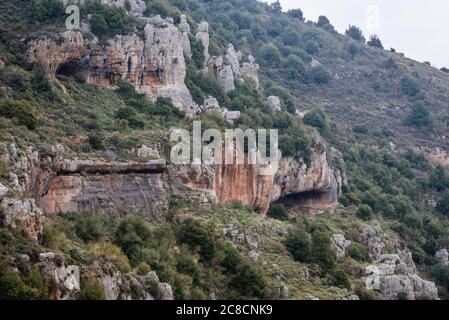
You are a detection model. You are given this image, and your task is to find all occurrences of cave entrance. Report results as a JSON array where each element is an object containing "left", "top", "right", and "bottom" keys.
[
  {"left": 272, "top": 190, "right": 336, "bottom": 216},
  {"left": 57, "top": 60, "right": 80, "bottom": 78}
]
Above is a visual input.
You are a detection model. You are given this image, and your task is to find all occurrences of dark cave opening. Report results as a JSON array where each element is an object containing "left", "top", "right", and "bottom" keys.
[{"left": 272, "top": 189, "right": 335, "bottom": 215}]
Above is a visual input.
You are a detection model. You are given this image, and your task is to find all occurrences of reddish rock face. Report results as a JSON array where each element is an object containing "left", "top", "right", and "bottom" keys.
[
  {"left": 170, "top": 140, "right": 344, "bottom": 215},
  {"left": 214, "top": 163, "right": 275, "bottom": 213},
  {"left": 39, "top": 174, "right": 169, "bottom": 223}
]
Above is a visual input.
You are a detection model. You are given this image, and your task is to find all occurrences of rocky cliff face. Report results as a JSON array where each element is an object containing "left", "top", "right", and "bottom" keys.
[
  {"left": 28, "top": 16, "right": 200, "bottom": 115},
  {"left": 170, "top": 139, "right": 344, "bottom": 215},
  {"left": 1, "top": 137, "right": 342, "bottom": 228}
]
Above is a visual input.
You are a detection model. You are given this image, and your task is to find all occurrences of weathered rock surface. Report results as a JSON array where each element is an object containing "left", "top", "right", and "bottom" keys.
[
  {"left": 170, "top": 139, "right": 343, "bottom": 215},
  {"left": 435, "top": 249, "right": 449, "bottom": 265},
  {"left": 240, "top": 55, "right": 260, "bottom": 88},
  {"left": 53, "top": 159, "right": 166, "bottom": 174},
  {"left": 28, "top": 18, "right": 200, "bottom": 115},
  {"left": 37, "top": 252, "right": 80, "bottom": 299},
  {"left": 39, "top": 173, "right": 169, "bottom": 222},
  {"left": 365, "top": 253, "right": 438, "bottom": 300},
  {"left": 266, "top": 96, "right": 282, "bottom": 112},
  {"left": 136, "top": 145, "right": 160, "bottom": 159},
  {"left": 28, "top": 31, "right": 86, "bottom": 76},
  {"left": 360, "top": 227, "right": 384, "bottom": 261},
  {"left": 0, "top": 197, "right": 43, "bottom": 240},
  {"left": 331, "top": 234, "right": 352, "bottom": 258},
  {"left": 0, "top": 182, "right": 7, "bottom": 200},
  {"left": 195, "top": 21, "right": 210, "bottom": 63}
]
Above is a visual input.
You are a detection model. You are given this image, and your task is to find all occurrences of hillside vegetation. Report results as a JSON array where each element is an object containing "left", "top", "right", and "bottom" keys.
[{"left": 1, "top": 0, "right": 449, "bottom": 300}]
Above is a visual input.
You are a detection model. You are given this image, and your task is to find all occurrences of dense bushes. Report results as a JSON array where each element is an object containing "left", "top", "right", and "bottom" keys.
[
  {"left": 285, "top": 221, "right": 337, "bottom": 274},
  {"left": 267, "top": 203, "right": 289, "bottom": 221},
  {"left": 80, "top": 2, "right": 137, "bottom": 39},
  {"left": 367, "top": 35, "right": 383, "bottom": 49},
  {"left": 311, "top": 66, "right": 331, "bottom": 84},
  {"left": 356, "top": 205, "right": 374, "bottom": 221},
  {"left": 406, "top": 100, "right": 430, "bottom": 127},
  {"left": 303, "top": 108, "right": 330, "bottom": 136},
  {"left": 346, "top": 25, "right": 365, "bottom": 42},
  {"left": 31, "top": 0, "right": 64, "bottom": 24},
  {"left": 347, "top": 243, "right": 371, "bottom": 262},
  {"left": 176, "top": 219, "right": 216, "bottom": 263},
  {"left": 400, "top": 77, "right": 420, "bottom": 97},
  {"left": 0, "top": 99, "right": 38, "bottom": 130}
]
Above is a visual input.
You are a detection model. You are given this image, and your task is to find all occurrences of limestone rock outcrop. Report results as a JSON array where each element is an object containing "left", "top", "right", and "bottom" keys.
[
  {"left": 0, "top": 197, "right": 43, "bottom": 240},
  {"left": 360, "top": 227, "right": 384, "bottom": 261},
  {"left": 178, "top": 15, "right": 192, "bottom": 58},
  {"left": 37, "top": 252, "right": 80, "bottom": 299},
  {"left": 266, "top": 96, "right": 282, "bottom": 112},
  {"left": 435, "top": 249, "right": 449, "bottom": 265},
  {"left": 28, "top": 31, "right": 86, "bottom": 76},
  {"left": 331, "top": 234, "right": 352, "bottom": 258},
  {"left": 0, "top": 182, "right": 7, "bottom": 200},
  {"left": 195, "top": 21, "right": 210, "bottom": 63},
  {"left": 170, "top": 139, "right": 344, "bottom": 215},
  {"left": 365, "top": 253, "right": 438, "bottom": 300},
  {"left": 28, "top": 17, "right": 200, "bottom": 115}
]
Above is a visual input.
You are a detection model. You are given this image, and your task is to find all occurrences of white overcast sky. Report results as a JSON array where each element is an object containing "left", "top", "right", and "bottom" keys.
[{"left": 266, "top": 0, "right": 449, "bottom": 68}]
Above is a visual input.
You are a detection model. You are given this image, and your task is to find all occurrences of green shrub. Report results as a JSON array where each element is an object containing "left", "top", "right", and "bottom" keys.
[
  {"left": 79, "top": 276, "right": 105, "bottom": 300},
  {"left": 115, "top": 216, "right": 153, "bottom": 267},
  {"left": 346, "top": 25, "right": 365, "bottom": 42},
  {"left": 31, "top": 0, "right": 64, "bottom": 23},
  {"left": 329, "top": 268, "right": 351, "bottom": 289},
  {"left": 229, "top": 263, "right": 267, "bottom": 299},
  {"left": 400, "top": 77, "right": 420, "bottom": 97},
  {"left": 0, "top": 272, "right": 34, "bottom": 300},
  {"left": 90, "top": 14, "right": 108, "bottom": 37},
  {"left": 367, "top": 35, "right": 383, "bottom": 49},
  {"left": 311, "top": 66, "right": 330, "bottom": 84},
  {"left": 221, "top": 245, "right": 242, "bottom": 274},
  {"left": 356, "top": 205, "right": 374, "bottom": 221},
  {"left": 406, "top": 100, "right": 430, "bottom": 127},
  {"left": 305, "top": 40, "right": 320, "bottom": 55},
  {"left": 259, "top": 43, "right": 282, "bottom": 67},
  {"left": 0, "top": 65, "right": 30, "bottom": 91},
  {"left": 176, "top": 219, "right": 216, "bottom": 263},
  {"left": 285, "top": 226, "right": 312, "bottom": 262},
  {"left": 267, "top": 203, "right": 288, "bottom": 221},
  {"left": 87, "top": 133, "right": 104, "bottom": 150},
  {"left": 353, "top": 124, "right": 369, "bottom": 134},
  {"left": 0, "top": 99, "right": 38, "bottom": 130},
  {"left": 74, "top": 213, "right": 105, "bottom": 242},
  {"left": 347, "top": 243, "right": 371, "bottom": 262},
  {"left": 436, "top": 190, "right": 449, "bottom": 216},
  {"left": 303, "top": 108, "right": 331, "bottom": 136},
  {"left": 310, "top": 230, "right": 337, "bottom": 273},
  {"left": 355, "top": 285, "right": 377, "bottom": 300}
]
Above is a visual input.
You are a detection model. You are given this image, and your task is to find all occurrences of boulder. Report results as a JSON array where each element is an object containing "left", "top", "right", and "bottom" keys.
[
  {"left": 266, "top": 96, "right": 282, "bottom": 112},
  {"left": 178, "top": 15, "right": 191, "bottom": 33},
  {"left": 158, "top": 283, "right": 174, "bottom": 300},
  {"left": 240, "top": 55, "right": 259, "bottom": 88},
  {"left": 218, "top": 65, "right": 235, "bottom": 92},
  {"left": 195, "top": 22, "right": 210, "bottom": 63},
  {"left": 0, "top": 182, "right": 8, "bottom": 200},
  {"left": 0, "top": 197, "right": 43, "bottom": 240},
  {"left": 435, "top": 249, "right": 449, "bottom": 265},
  {"left": 203, "top": 96, "right": 221, "bottom": 111},
  {"left": 330, "top": 234, "right": 352, "bottom": 258},
  {"left": 136, "top": 145, "right": 160, "bottom": 159},
  {"left": 226, "top": 44, "right": 241, "bottom": 77},
  {"left": 37, "top": 252, "right": 80, "bottom": 299},
  {"left": 365, "top": 252, "right": 438, "bottom": 300},
  {"left": 360, "top": 227, "right": 384, "bottom": 261}
]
